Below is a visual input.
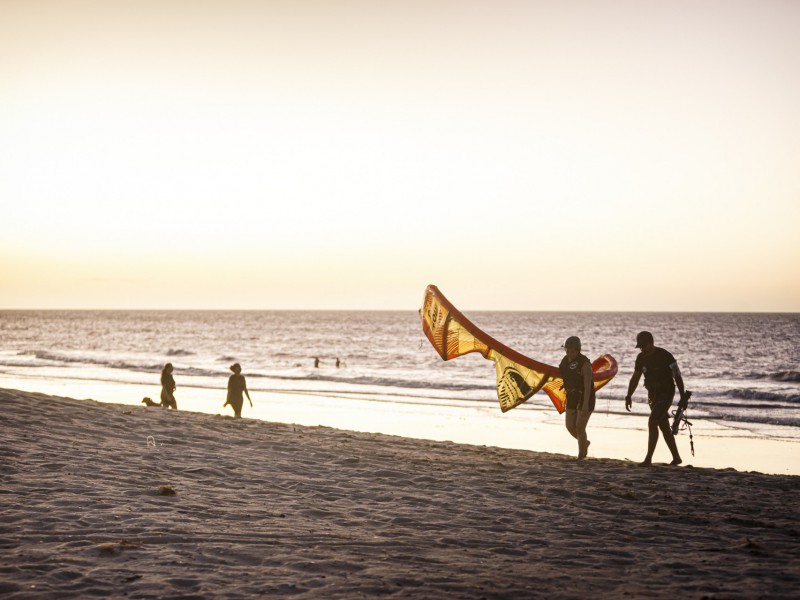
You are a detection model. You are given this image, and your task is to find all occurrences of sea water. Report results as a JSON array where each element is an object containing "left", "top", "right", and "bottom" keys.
[{"left": 1, "top": 310, "right": 798, "bottom": 447}]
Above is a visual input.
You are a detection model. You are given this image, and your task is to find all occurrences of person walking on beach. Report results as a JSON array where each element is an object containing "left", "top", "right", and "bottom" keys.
[
  {"left": 559, "top": 336, "right": 595, "bottom": 459},
  {"left": 160, "top": 363, "right": 177, "bottom": 410},
  {"left": 625, "top": 331, "right": 689, "bottom": 466},
  {"left": 224, "top": 363, "right": 252, "bottom": 418}
]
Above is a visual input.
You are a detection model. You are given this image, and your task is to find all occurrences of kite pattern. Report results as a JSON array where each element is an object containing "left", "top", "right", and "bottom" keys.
[{"left": 420, "top": 285, "right": 618, "bottom": 413}]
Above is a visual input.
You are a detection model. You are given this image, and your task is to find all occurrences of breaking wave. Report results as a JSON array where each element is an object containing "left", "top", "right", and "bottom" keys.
[
  {"left": 166, "top": 349, "right": 195, "bottom": 357},
  {"left": 743, "top": 370, "right": 800, "bottom": 383},
  {"left": 723, "top": 388, "right": 800, "bottom": 404}
]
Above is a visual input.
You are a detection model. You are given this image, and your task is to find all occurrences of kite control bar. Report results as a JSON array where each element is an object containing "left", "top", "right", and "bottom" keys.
[
  {"left": 671, "top": 391, "right": 694, "bottom": 456},
  {"left": 671, "top": 390, "right": 692, "bottom": 435}
]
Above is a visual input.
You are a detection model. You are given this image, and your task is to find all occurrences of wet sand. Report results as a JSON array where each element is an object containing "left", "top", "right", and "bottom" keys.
[{"left": 1, "top": 388, "right": 799, "bottom": 598}]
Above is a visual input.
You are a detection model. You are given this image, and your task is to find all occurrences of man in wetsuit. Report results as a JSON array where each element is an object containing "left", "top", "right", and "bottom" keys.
[{"left": 625, "top": 331, "right": 689, "bottom": 466}]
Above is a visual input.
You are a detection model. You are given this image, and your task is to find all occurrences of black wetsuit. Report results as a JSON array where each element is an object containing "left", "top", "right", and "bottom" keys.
[
  {"left": 635, "top": 347, "right": 676, "bottom": 420},
  {"left": 559, "top": 353, "right": 596, "bottom": 411},
  {"left": 226, "top": 373, "right": 247, "bottom": 417}
]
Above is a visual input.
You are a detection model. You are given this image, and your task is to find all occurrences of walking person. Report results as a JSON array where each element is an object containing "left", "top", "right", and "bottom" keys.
[
  {"left": 224, "top": 363, "right": 252, "bottom": 418},
  {"left": 625, "top": 331, "right": 690, "bottom": 465},
  {"left": 160, "top": 363, "right": 177, "bottom": 410},
  {"left": 559, "top": 336, "right": 595, "bottom": 459}
]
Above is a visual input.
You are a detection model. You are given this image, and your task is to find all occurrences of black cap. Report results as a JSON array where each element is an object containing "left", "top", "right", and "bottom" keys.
[
  {"left": 564, "top": 336, "right": 581, "bottom": 350},
  {"left": 635, "top": 331, "right": 654, "bottom": 349}
]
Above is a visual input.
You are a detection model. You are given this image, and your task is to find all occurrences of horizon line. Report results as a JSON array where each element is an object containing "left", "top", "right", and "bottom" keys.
[{"left": 1, "top": 307, "right": 798, "bottom": 315}]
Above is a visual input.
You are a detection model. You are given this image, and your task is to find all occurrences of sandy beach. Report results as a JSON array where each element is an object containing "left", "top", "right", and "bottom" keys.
[{"left": 1, "top": 388, "right": 799, "bottom": 599}]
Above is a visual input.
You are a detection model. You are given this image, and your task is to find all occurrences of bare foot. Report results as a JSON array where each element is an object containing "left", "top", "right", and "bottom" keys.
[
  {"left": 639, "top": 459, "right": 652, "bottom": 466},
  {"left": 578, "top": 440, "right": 591, "bottom": 460},
  {"left": 670, "top": 458, "right": 682, "bottom": 466}
]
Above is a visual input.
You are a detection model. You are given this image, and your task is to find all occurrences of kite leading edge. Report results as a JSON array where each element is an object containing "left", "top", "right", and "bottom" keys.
[{"left": 419, "top": 284, "right": 618, "bottom": 413}]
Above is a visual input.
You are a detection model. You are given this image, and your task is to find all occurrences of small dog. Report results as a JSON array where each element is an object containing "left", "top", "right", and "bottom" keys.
[{"left": 141, "top": 397, "right": 161, "bottom": 407}]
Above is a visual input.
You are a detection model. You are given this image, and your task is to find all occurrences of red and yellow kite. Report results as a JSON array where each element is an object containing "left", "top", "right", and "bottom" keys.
[{"left": 420, "top": 285, "right": 618, "bottom": 413}]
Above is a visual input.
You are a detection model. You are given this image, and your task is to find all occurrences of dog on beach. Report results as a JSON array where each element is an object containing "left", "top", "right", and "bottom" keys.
[{"left": 141, "top": 397, "right": 161, "bottom": 407}]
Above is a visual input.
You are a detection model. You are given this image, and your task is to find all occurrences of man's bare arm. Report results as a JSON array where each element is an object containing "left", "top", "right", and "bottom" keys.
[{"left": 625, "top": 370, "right": 642, "bottom": 412}]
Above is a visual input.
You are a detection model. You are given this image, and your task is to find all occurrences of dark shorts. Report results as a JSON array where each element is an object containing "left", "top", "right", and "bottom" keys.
[
  {"left": 648, "top": 387, "right": 675, "bottom": 422},
  {"left": 566, "top": 392, "right": 595, "bottom": 412}
]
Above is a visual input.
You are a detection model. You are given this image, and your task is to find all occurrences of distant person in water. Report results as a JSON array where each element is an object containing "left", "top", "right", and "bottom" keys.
[
  {"left": 559, "top": 336, "right": 595, "bottom": 459},
  {"left": 160, "top": 363, "right": 177, "bottom": 409},
  {"left": 224, "top": 363, "right": 252, "bottom": 418},
  {"left": 625, "top": 331, "right": 689, "bottom": 466},
  {"left": 335, "top": 357, "right": 340, "bottom": 368},
  {"left": 314, "top": 357, "right": 320, "bottom": 368}
]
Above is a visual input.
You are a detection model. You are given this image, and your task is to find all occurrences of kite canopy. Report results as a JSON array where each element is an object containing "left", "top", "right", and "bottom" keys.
[{"left": 419, "top": 285, "right": 618, "bottom": 413}]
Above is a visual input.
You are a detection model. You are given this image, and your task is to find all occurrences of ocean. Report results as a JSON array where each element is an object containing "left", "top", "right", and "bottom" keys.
[{"left": 1, "top": 309, "right": 798, "bottom": 438}]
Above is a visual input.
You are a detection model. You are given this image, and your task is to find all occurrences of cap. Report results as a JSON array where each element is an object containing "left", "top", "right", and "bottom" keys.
[
  {"left": 230, "top": 362, "right": 241, "bottom": 373},
  {"left": 563, "top": 336, "right": 581, "bottom": 350},
  {"left": 635, "top": 331, "right": 654, "bottom": 349}
]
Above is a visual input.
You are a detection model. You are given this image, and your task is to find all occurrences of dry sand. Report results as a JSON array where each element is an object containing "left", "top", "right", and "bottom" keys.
[{"left": 1, "top": 388, "right": 799, "bottom": 599}]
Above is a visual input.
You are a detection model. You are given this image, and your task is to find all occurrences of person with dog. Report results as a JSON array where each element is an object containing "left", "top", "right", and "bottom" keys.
[
  {"left": 160, "top": 363, "right": 177, "bottom": 409},
  {"left": 559, "top": 336, "right": 595, "bottom": 460},
  {"left": 224, "top": 363, "right": 252, "bottom": 418},
  {"left": 625, "top": 331, "right": 689, "bottom": 466}
]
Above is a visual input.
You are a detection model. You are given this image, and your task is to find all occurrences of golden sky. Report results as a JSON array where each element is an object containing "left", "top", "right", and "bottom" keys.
[{"left": 1, "top": 0, "right": 799, "bottom": 310}]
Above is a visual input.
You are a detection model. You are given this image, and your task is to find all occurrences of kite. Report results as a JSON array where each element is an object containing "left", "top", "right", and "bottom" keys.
[{"left": 420, "top": 285, "right": 618, "bottom": 413}]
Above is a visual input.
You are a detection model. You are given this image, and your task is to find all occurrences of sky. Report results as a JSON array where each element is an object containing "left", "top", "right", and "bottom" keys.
[{"left": 1, "top": 0, "right": 799, "bottom": 311}]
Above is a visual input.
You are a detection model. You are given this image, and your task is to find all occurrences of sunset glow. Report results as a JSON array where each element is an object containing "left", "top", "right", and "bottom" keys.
[{"left": 2, "top": 0, "right": 799, "bottom": 310}]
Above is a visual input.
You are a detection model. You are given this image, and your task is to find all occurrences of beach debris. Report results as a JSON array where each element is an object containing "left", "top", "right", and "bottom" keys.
[
  {"left": 612, "top": 489, "right": 638, "bottom": 500},
  {"left": 97, "top": 539, "right": 141, "bottom": 554},
  {"left": 157, "top": 485, "right": 176, "bottom": 496},
  {"left": 739, "top": 538, "right": 768, "bottom": 555},
  {"left": 146, "top": 436, "right": 157, "bottom": 448}
]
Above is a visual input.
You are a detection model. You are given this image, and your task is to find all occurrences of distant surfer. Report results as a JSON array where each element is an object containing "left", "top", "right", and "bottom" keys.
[
  {"left": 224, "top": 363, "right": 252, "bottom": 418},
  {"left": 160, "top": 363, "right": 177, "bottom": 410},
  {"left": 625, "top": 331, "right": 689, "bottom": 466},
  {"left": 559, "top": 336, "right": 595, "bottom": 460}
]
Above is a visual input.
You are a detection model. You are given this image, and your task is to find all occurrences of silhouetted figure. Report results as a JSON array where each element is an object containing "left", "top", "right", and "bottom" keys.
[
  {"left": 160, "top": 363, "right": 177, "bottom": 409},
  {"left": 224, "top": 362, "right": 252, "bottom": 418},
  {"left": 559, "top": 336, "right": 595, "bottom": 459},
  {"left": 335, "top": 357, "right": 340, "bottom": 368},
  {"left": 314, "top": 357, "right": 320, "bottom": 368},
  {"left": 625, "top": 331, "right": 689, "bottom": 466}
]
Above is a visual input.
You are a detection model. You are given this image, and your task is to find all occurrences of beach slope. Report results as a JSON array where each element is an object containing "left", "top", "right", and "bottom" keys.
[{"left": 1, "top": 388, "right": 798, "bottom": 598}]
